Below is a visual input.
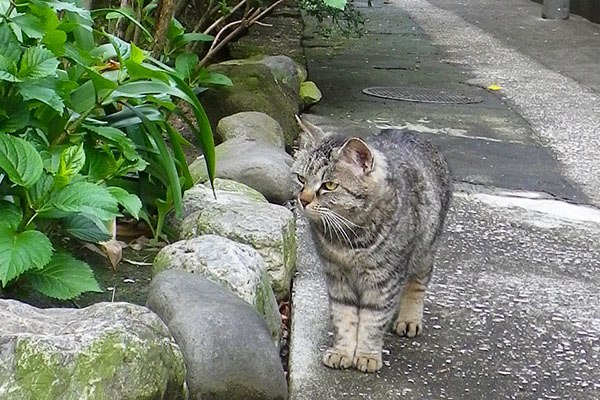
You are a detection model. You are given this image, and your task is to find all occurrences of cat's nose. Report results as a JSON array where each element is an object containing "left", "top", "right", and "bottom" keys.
[{"left": 299, "top": 192, "right": 314, "bottom": 208}]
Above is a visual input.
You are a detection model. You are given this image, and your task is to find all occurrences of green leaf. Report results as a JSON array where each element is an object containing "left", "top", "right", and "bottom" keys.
[
  {"left": 28, "top": 173, "right": 54, "bottom": 206},
  {"left": 17, "top": 79, "right": 65, "bottom": 113},
  {"left": 84, "top": 124, "right": 139, "bottom": 161},
  {"left": 167, "top": 18, "right": 185, "bottom": 42},
  {"left": 197, "top": 69, "right": 232, "bottom": 87},
  {"left": 43, "top": 30, "right": 68, "bottom": 55},
  {"left": 62, "top": 215, "right": 111, "bottom": 242},
  {"left": 70, "top": 80, "right": 96, "bottom": 113},
  {"left": 107, "top": 186, "right": 142, "bottom": 219},
  {"left": 12, "top": 14, "right": 46, "bottom": 39},
  {"left": 130, "top": 43, "right": 145, "bottom": 63},
  {"left": 0, "top": 133, "right": 44, "bottom": 188},
  {"left": 0, "top": 54, "right": 20, "bottom": 82},
  {"left": 123, "top": 104, "right": 183, "bottom": 218},
  {"left": 178, "top": 32, "right": 214, "bottom": 44},
  {"left": 102, "top": 105, "right": 163, "bottom": 128},
  {"left": 0, "top": 97, "right": 28, "bottom": 133},
  {"left": 40, "top": 182, "right": 119, "bottom": 220},
  {"left": 48, "top": 1, "right": 93, "bottom": 24},
  {"left": 0, "top": 22, "right": 22, "bottom": 63},
  {"left": 175, "top": 53, "right": 198, "bottom": 80},
  {"left": 323, "top": 0, "right": 347, "bottom": 10},
  {"left": 26, "top": 252, "right": 102, "bottom": 300},
  {"left": 57, "top": 144, "right": 85, "bottom": 181},
  {"left": 0, "top": 201, "right": 22, "bottom": 230},
  {"left": 124, "top": 60, "right": 170, "bottom": 83},
  {"left": 0, "top": 227, "right": 53, "bottom": 287},
  {"left": 18, "top": 46, "right": 60, "bottom": 81}
]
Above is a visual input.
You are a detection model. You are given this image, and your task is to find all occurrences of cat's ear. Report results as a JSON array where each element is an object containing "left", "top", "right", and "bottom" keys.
[
  {"left": 339, "top": 138, "right": 374, "bottom": 175},
  {"left": 296, "top": 115, "right": 325, "bottom": 149}
]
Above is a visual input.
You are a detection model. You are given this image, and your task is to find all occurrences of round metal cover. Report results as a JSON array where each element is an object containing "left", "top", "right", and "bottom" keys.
[{"left": 362, "top": 87, "right": 483, "bottom": 104}]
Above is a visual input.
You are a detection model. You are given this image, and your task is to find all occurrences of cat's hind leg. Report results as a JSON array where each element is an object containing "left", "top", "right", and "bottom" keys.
[{"left": 394, "top": 256, "right": 433, "bottom": 338}]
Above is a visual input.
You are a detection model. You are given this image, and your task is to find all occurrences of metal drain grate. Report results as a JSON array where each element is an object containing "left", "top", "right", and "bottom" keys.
[{"left": 362, "top": 87, "right": 483, "bottom": 104}]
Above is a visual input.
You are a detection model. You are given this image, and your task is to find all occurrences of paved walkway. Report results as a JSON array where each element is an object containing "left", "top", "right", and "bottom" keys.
[{"left": 288, "top": 1, "right": 600, "bottom": 399}]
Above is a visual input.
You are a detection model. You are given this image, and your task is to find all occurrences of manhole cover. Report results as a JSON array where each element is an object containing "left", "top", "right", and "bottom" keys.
[{"left": 362, "top": 87, "right": 483, "bottom": 104}]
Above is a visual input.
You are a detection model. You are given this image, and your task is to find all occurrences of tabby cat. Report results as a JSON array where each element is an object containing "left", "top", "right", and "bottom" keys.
[{"left": 292, "top": 118, "right": 452, "bottom": 373}]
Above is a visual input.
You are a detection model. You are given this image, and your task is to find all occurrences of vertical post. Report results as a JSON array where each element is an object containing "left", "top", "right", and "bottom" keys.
[{"left": 542, "top": 0, "right": 570, "bottom": 19}]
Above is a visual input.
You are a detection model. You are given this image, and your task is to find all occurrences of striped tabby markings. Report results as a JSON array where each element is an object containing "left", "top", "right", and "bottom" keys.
[
  {"left": 322, "top": 301, "right": 358, "bottom": 369},
  {"left": 394, "top": 278, "right": 427, "bottom": 338}
]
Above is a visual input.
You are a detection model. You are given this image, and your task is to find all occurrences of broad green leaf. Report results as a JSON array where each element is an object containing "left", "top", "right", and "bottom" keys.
[
  {"left": 48, "top": 1, "right": 92, "bottom": 23},
  {"left": 0, "top": 133, "right": 44, "bottom": 188},
  {"left": 130, "top": 43, "right": 145, "bottom": 63},
  {"left": 124, "top": 60, "right": 170, "bottom": 83},
  {"left": 85, "top": 150, "right": 118, "bottom": 181},
  {"left": 323, "top": 0, "right": 347, "bottom": 10},
  {"left": 85, "top": 67, "right": 118, "bottom": 95},
  {"left": 62, "top": 215, "right": 111, "bottom": 242},
  {"left": 91, "top": 8, "right": 152, "bottom": 41},
  {"left": 167, "top": 18, "right": 185, "bottom": 42},
  {"left": 43, "top": 30, "right": 68, "bottom": 55},
  {"left": 28, "top": 173, "right": 54, "bottom": 206},
  {"left": 40, "top": 182, "right": 119, "bottom": 220},
  {"left": 175, "top": 53, "right": 198, "bottom": 80},
  {"left": 102, "top": 33, "right": 131, "bottom": 62},
  {"left": 109, "top": 80, "right": 195, "bottom": 105},
  {"left": 84, "top": 124, "right": 139, "bottom": 161},
  {"left": 0, "top": 97, "right": 28, "bottom": 133},
  {"left": 58, "top": 144, "right": 85, "bottom": 180},
  {"left": 70, "top": 80, "right": 96, "bottom": 113},
  {"left": 11, "top": 14, "right": 45, "bottom": 39},
  {"left": 18, "top": 46, "right": 60, "bottom": 81},
  {"left": 0, "top": 22, "right": 22, "bottom": 63},
  {"left": 17, "top": 79, "right": 65, "bottom": 113},
  {"left": 107, "top": 186, "right": 142, "bottom": 219},
  {"left": 197, "top": 69, "right": 232, "bottom": 87},
  {"left": 0, "top": 201, "right": 22, "bottom": 230},
  {"left": 0, "top": 54, "right": 20, "bottom": 82},
  {"left": 0, "top": 227, "right": 53, "bottom": 287},
  {"left": 26, "top": 252, "right": 102, "bottom": 300}
]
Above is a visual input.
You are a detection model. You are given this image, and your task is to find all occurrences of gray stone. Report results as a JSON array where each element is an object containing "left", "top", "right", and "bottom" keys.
[
  {"left": 153, "top": 235, "right": 282, "bottom": 344},
  {"left": 219, "top": 55, "right": 307, "bottom": 95},
  {"left": 180, "top": 194, "right": 296, "bottom": 300},
  {"left": 199, "top": 62, "right": 300, "bottom": 150},
  {"left": 147, "top": 270, "right": 288, "bottom": 400},
  {"left": 0, "top": 300, "right": 186, "bottom": 400},
  {"left": 216, "top": 111, "right": 286, "bottom": 149},
  {"left": 189, "top": 139, "right": 296, "bottom": 204},
  {"left": 182, "top": 178, "right": 267, "bottom": 221}
]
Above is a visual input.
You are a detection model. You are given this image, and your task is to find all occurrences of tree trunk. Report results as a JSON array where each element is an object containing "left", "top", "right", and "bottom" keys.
[{"left": 152, "top": 0, "right": 175, "bottom": 58}]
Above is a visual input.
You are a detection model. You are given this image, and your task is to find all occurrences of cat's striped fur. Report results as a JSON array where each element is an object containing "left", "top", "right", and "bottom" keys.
[{"left": 292, "top": 121, "right": 452, "bottom": 373}]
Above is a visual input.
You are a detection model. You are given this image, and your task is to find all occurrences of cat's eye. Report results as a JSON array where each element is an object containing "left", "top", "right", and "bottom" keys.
[
  {"left": 322, "top": 181, "right": 338, "bottom": 191},
  {"left": 296, "top": 174, "right": 306, "bottom": 184}
]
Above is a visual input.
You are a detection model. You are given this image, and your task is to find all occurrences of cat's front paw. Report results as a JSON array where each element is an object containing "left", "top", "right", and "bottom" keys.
[
  {"left": 322, "top": 348, "right": 353, "bottom": 369},
  {"left": 353, "top": 352, "right": 382, "bottom": 373},
  {"left": 394, "top": 319, "right": 422, "bottom": 338}
]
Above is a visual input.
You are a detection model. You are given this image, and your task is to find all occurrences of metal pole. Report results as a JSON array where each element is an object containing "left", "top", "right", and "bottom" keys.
[{"left": 542, "top": 0, "right": 570, "bottom": 19}]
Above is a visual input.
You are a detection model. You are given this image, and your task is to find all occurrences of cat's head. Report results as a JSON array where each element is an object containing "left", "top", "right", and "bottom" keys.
[{"left": 291, "top": 117, "right": 388, "bottom": 229}]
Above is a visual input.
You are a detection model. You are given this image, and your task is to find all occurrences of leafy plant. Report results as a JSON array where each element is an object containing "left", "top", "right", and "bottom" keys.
[
  {"left": 0, "top": 0, "right": 217, "bottom": 300},
  {"left": 299, "top": 0, "right": 365, "bottom": 37}
]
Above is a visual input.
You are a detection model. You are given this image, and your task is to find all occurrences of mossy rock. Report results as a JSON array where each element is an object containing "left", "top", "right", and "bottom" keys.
[{"left": 199, "top": 62, "right": 300, "bottom": 151}]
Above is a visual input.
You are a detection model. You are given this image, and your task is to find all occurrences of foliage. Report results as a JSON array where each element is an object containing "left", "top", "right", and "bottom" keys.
[
  {"left": 299, "top": 0, "right": 365, "bottom": 37},
  {"left": 0, "top": 0, "right": 219, "bottom": 300}
]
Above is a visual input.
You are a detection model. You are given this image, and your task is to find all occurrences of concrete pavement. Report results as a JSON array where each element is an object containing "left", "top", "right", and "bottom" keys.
[{"left": 288, "top": 1, "right": 600, "bottom": 399}]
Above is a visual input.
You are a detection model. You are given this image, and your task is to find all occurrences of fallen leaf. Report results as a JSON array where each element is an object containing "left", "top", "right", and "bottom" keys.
[{"left": 487, "top": 84, "right": 503, "bottom": 91}]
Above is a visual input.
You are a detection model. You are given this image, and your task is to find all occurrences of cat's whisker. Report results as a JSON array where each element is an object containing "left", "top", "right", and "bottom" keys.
[
  {"left": 326, "top": 211, "right": 358, "bottom": 237},
  {"left": 326, "top": 213, "right": 354, "bottom": 249}
]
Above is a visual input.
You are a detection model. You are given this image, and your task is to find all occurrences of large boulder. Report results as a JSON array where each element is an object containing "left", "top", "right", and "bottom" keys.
[
  {"left": 0, "top": 300, "right": 186, "bottom": 400},
  {"left": 147, "top": 270, "right": 288, "bottom": 400},
  {"left": 199, "top": 62, "right": 300, "bottom": 150},
  {"left": 153, "top": 235, "right": 282, "bottom": 344},
  {"left": 189, "top": 139, "right": 296, "bottom": 204},
  {"left": 216, "top": 111, "right": 286, "bottom": 149},
  {"left": 218, "top": 55, "right": 307, "bottom": 95},
  {"left": 180, "top": 190, "right": 296, "bottom": 300}
]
